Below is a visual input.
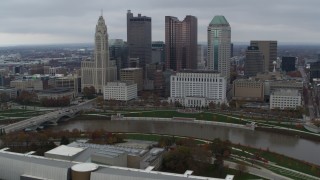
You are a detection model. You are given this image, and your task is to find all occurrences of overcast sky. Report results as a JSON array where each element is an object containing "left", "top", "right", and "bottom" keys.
[{"left": 0, "top": 0, "right": 319, "bottom": 46}]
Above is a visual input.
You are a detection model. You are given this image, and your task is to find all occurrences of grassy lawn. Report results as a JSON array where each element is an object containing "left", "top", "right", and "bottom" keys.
[
  {"left": 124, "top": 110, "right": 248, "bottom": 125},
  {"left": 232, "top": 144, "right": 320, "bottom": 177},
  {"left": 198, "top": 163, "right": 265, "bottom": 180}
]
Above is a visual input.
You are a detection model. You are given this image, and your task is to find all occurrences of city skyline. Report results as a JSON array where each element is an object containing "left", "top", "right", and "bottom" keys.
[{"left": 0, "top": 0, "right": 320, "bottom": 46}]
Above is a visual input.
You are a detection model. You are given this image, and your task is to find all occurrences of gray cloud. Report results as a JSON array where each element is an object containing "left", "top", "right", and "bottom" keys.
[{"left": 0, "top": 0, "right": 319, "bottom": 46}]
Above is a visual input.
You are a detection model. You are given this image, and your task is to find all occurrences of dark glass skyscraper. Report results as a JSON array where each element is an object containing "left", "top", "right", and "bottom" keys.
[
  {"left": 127, "top": 10, "right": 152, "bottom": 70},
  {"left": 245, "top": 46, "right": 264, "bottom": 77},
  {"left": 165, "top": 15, "right": 197, "bottom": 71}
]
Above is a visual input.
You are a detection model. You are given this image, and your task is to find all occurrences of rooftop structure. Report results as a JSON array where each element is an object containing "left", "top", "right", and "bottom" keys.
[{"left": 0, "top": 149, "right": 233, "bottom": 180}]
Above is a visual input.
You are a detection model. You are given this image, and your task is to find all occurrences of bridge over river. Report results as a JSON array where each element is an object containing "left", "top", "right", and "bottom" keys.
[{"left": 1, "top": 99, "right": 95, "bottom": 133}]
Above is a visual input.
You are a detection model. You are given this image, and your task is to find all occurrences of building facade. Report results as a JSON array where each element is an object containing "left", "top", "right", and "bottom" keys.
[
  {"left": 10, "top": 79, "right": 43, "bottom": 91},
  {"left": 270, "top": 89, "right": 301, "bottom": 110},
  {"left": 232, "top": 79, "right": 264, "bottom": 102},
  {"left": 250, "top": 41, "right": 277, "bottom": 72},
  {"left": 127, "top": 10, "right": 152, "bottom": 70},
  {"left": 281, "top": 56, "right": 296, "bottom": 72},
  {"left": 109, "top": 39, "right": 128, "bottom": 78},
  {"left": 165, "top": 16, "right": 197, "bottom": 71},
  {"left": 169, "top": 70, "right": 226, "bottom": 107},
  {"left": 207, "top": 16, "right": 231, "bottom": 82},
  {"left": 245, "top": 46, "right": 264, "bottom": 77},
  {"left": 103, "top": 81, "right": 137, "bottom": 101},
  {"left": 151, "top": 41, "right": 165, "bottom": 64},
  {"left": 120, "top": 68, "right": 143, "bottom": 91},
  {"left": 81, "top": 15, "right": 117, "bottom": 94}
]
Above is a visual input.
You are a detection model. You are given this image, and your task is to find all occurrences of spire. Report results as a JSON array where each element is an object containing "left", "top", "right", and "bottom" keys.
[{"left": 101, "top": 9, "right": 103, "bottom": 17}]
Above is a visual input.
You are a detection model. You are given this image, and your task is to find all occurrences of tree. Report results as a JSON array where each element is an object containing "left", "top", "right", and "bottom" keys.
[
  {"left": 162, "top": 146, "right": 194, "bottom": 174},
  {"left": 16, "top": 90, "right": 38, "bottom": 105},
  {"left": 96, "top": 96, "right": 104, "bottom": 109},
  {"left": 209, "top": 102, "right": 216, "bottom": 110},
  {"left": 210, "top": 138, "right": 231, "bottom": 167},
  {"left": 83, "top": 86, "right": 96, "bottom": 99},
  {"left": 60, "top": 136, "right": 70, "bottom": 145},
  {"left": 220, "top": 103, "right": 228, "bottom": 110},
  {"left": 0, "top": 92, "right": 10, "bottom": 102}
]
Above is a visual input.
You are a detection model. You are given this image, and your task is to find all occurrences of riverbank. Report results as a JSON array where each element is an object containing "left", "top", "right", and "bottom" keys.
[{"left": 256, "top": 126, "right": 320, "bottom": 142}]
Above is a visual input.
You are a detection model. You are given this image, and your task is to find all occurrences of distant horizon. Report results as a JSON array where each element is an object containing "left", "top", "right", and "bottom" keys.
[{"left": 1, "top": 41, "right": 320, "bottom": 48}]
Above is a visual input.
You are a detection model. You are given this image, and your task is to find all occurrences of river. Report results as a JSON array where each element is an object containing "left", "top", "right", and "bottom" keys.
[{"left": 49, "top": 119, "right": 320, "bottom": 166}]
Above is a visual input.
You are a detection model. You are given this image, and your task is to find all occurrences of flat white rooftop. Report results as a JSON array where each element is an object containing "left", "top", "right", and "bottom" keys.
[{"left": 45, "top": 145, "right": 84, "bottom": 157}]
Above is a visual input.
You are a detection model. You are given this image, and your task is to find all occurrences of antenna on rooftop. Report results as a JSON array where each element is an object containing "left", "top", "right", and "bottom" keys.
[{"left": 101, "top": 9, "right": 103, "bottom": 16}]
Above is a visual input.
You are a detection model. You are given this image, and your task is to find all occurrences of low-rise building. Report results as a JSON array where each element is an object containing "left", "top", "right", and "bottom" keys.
[
  {"left": 0, "top": 149, "right": 233, "bottom": 180},
  {"left": 169, "top": 70, "right": 226, "bottom": 107},
  {"left": 37, "top": 88, "right": 75, "bottom": 101},
  {"left": 120, "top": 68, "right": 143, "bottom": 91},
  {"left": 232, "top": 79, "right": 264, "bottom": 102},
  {"left": 103, "top": 81, "right": 137, "bottom": 101},
  {"left": 0, "top": 87, "right": 17, "bottom": 99},
  {"left": 270, "top": 89, "right": 301, "bottom": 110},
  {"left": 10, "top": 79, "right": 43, "bottom": 90}
]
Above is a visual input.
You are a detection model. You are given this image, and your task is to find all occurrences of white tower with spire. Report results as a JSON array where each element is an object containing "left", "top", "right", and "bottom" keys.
[
  {"left": 273, "top": 60, "right": 277, "bottom": 72},
  {"left": 81, "top": 14, "right": 117, "bottom": 94}
]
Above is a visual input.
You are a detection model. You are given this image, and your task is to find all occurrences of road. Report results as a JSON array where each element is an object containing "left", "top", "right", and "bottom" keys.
[
  {"left": 298, "top": 66, "right": 317, "bottom": 120},
  {"left": 2, "top": 99, "right": 95, "bottom": 133}
]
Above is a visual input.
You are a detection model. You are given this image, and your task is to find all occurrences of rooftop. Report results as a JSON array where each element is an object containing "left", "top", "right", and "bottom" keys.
[
  {"left": 71, "top": 163, "right": 99, "bottom": 172},
  {"left": 209, "top": 16, "right": 229, "bottom": 26},
  {"left": 121, "top": 67, "right": 142, "bottom": 71},
  {"left": 178, "top": 69, "right": 221, "bottom": 74},
  {"left": 45, "top": 145, "right": 84, "bottom": 157},
  {"left": 272, "top": 89, "right": 300, "bottom": 96},
  {"left": 0, "top": 149, "right": 232, "bottom": 180}
]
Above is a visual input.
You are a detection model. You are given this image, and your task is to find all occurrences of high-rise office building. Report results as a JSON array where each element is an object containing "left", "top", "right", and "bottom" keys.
[
  {"left": 152, "top": 41, "right": 165, "bottom": 64},
  {"left": 120, "top": 68, "right": 143, "bottom": 91},
  {"left": 165, "top": 15, "right": 197, "bottom": 71},
  {"left": 250, "top": 40, "right": 277, "bottom": 72},
  {"left": 109, "top": 39, "right": 128, "bottom": 79},
  {"left": 127, "top": 10, "right": 152, "bottom": 70},
  {"left": 281, "top": 56, "right": 296, "bottom": 72},
  {"left": 207, "top": 15, "right": 231, "bottom": 82},
  {"left": 245, "top": 46, "right": 264, "bottom": 77},
  {"left": 81, "top": 15, "right": 117, "bottom": 94}
]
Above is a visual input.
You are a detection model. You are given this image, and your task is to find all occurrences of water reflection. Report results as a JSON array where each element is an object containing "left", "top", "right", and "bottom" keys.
[{"left": 49, "top": 119, "right": 320, "bottom": 165}]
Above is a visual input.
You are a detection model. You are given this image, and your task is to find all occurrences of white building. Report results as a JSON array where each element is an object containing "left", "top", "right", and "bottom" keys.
[
  {"left": 207, "top": 16, "right": 231, "bottom": 82},
  {"left": 103, "top": 81, "right": 137, "bottom": 101},
  {"left": 169, "top": 70, "right": 226, "bottom": 107},
  {"left": 270, "top": 89, "right": 301, "bottom": 110},
  {"left": 81, "top": 15, "right": 117, "bottom": 94}
]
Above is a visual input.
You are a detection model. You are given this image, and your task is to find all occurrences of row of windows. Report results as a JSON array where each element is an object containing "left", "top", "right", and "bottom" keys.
[{"left": 172, "top": 78, "right": 223, "bottom": 83}]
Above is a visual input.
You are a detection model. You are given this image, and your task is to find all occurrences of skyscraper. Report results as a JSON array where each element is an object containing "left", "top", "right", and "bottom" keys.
[
  {"left": 207, "top": 16, "right": 231, "bottom": 82},
  {"left": 245, "top": 46, "right": 264, "bottom": 77},
  {"left": 281, "top": 56, "right": 296, "bottom": 72},
  {"left": 109, "top": 39, "right": 128, "bottom": 78},
  {"left": 250, "top": 40, "right": 277, "bottom": 72},
  {"left": 127, "top": 10, "right": 152, "bottom": 70},
  {"left": 165, "top": 15, "right": 197, "bottom": 71},
  {"left": 81, "top": 15, "right": 117, "bottom": 94}
]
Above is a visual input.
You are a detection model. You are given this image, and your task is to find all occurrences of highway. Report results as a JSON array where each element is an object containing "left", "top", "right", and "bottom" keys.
[{"left": 2, "top": 99, "right": 95, "bottom": 133}]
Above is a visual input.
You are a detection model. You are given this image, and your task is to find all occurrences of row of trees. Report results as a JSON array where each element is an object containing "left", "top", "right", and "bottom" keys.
[
  {"left": 16, "top": 90, "right": 37, "bottom": 105},
  {"left": 40, "top": 96, "right": 70, "bottom": 107},
  {"left": 161, "top": 137, "right": 233, "bottom": 178}
]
